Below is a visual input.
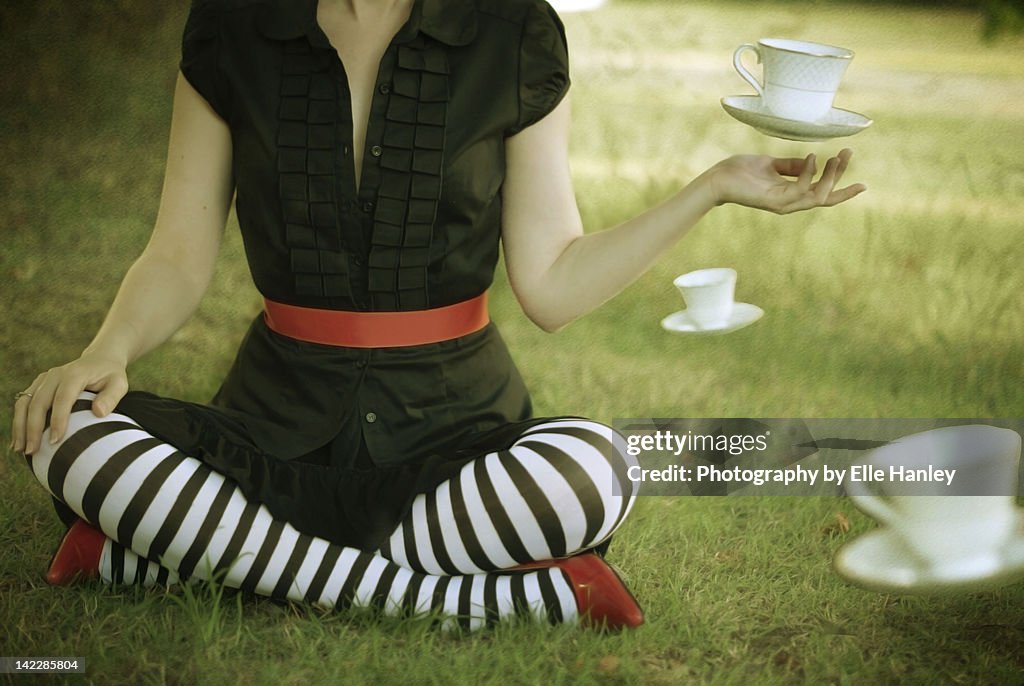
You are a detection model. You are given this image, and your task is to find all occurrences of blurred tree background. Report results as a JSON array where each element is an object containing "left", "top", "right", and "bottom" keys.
[
  {"left": 0, "top": 0, "right": 1021, "bottom": 41},
  {"left": 980, "top": 0, "right": 1024, "bottom": 38},
  {"left": 606, "top": 0, "right": 1024, "bottom": 39}
]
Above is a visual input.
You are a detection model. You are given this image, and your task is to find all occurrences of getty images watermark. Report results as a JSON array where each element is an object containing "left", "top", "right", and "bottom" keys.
[{"left": 610, "top": 418, "right": 1024, "bottom": 496}]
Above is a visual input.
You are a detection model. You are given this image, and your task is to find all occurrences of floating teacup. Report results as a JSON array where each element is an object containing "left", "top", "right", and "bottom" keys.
[
  {"left": 733, "top": 38, "right": 853, "bottom": 123},
  {"left": 845, "top": 425, "right": 1022, "bottom": 577},
  {"left": 674, "top": 268, "right": 736, "bottom": 328}
]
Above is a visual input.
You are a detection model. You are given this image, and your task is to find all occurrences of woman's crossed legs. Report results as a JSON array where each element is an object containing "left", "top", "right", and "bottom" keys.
[{"left": 28, "top": 393, "right": 638, "bottom": 629}]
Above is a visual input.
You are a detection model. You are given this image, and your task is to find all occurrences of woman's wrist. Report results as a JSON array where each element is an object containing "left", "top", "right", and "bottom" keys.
[
  {"left": 692, "top": 165, "right": 724, "bottom": 209},
  {"left": 81, "top": 338, "right": 133, "bottom": 369},
  {"left": 686, "top": 167, "right": 724, "bottom": 211}
]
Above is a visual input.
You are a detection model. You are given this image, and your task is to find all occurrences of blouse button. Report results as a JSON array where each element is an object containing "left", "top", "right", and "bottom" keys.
[
  {"left": 370, "top": 145, "right": 383, "bottom": 158},
  {"left": 365, "top": 412, "right": 377, "bottom": 423},
  {"left": 378, "top": 83, "right": 391, "bottom": 95},
  {"left": 362, "top": 201, "right": 375, "bottom": 213}
]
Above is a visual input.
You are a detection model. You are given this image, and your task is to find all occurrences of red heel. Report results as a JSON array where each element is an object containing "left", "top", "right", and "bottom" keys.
[
  {"left": 46, "top": 519, "right": 104, "bottom": 585},
  {"left": 514, "top": 553, "right": 644, "bottom": 630}
]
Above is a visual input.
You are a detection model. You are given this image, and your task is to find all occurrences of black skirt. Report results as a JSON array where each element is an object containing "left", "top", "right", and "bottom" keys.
[{"left": 101, "top": 316, "right": 556, "bottom": 551}]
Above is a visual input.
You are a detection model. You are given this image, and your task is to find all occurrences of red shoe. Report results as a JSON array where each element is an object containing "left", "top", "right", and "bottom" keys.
[
  {"left": 46, "top": 518, "right": 105, "bottom": 585},
  {"left": 515, "top": 553, "right": 644, "bottom": 630}
]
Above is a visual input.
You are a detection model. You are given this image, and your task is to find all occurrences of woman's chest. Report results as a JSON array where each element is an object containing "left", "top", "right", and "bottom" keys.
[
  {"left": 219, "top": 30, "right": 519, "bottom": 308},
  {"left": 226, "top": 32, "right": 517, "bottom": 215}
]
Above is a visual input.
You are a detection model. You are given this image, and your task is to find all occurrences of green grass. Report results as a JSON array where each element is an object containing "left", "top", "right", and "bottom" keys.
[{"left": 2, "top": 1, "right": 1024, "bottom": 684}]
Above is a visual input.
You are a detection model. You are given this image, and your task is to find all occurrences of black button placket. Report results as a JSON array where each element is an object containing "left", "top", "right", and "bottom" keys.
[
  {"left": 332, "top": 54, "right": 360, "bottom": 307},
  {"left": 366, "top": 38, "right": 449, "bottom": 311},
  {"left": 329, "top": 44, "right": 401, "bottom": 310},
  {"left": 358, "top": 46, "right": 398, "bottom": 309}
]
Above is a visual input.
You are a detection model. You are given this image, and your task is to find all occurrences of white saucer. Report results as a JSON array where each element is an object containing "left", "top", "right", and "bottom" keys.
[
  {"left": 833, "top": 514, "right": 1024, "bottom": 594},
  {"left": 721, "top": 95, "right": 873, "bottom": 142},
  {"left": 661, "top": 302, "right": 763, "bottom": 336}
]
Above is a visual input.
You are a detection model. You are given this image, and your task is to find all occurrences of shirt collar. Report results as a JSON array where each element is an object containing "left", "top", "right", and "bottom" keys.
[
  {"left": 418, "top": 0, "right": 477, "bottom": 46},
  {"left": 256, "top": 0, "right": 477, "bottom": 47}
]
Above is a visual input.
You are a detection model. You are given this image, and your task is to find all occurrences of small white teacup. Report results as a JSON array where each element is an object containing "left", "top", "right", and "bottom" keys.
[
  {"left": 846, "top": 425, "right": 1022, "bottom": 577},
  {"left": 674, "top": 268, "right": 736, "bottom": 328},
  {"left": 733, "top": 38, "right": 854, "bottom": 122}
]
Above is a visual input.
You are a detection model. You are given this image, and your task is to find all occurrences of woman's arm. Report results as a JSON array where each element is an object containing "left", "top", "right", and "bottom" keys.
[
  {"left": 12, "top": 73, "right": 234, "bottom": 455},
  {"left": 501, "top": 95, "right": 865, "bottom": 333}
]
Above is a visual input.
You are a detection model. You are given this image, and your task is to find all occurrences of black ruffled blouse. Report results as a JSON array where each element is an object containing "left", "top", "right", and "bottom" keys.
[
  {"left": 181, "top": 0, "right": 569, "bottom": 311},
  {"left": 112, "top": 0, "right": 571, "bottom": 548}
]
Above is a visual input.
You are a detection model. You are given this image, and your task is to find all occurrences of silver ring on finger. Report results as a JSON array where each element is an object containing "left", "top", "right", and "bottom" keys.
[{"left": 14, "top": 391, "right": 34, "bottom": 402}]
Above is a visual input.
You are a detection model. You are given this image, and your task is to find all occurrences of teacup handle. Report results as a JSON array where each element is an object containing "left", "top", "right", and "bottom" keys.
[
  {"left": 733, "top": 43, "right": 764, "bottom": 97},
  {"left": 844, "top": 477, "right": 899, "bottom": 526}
]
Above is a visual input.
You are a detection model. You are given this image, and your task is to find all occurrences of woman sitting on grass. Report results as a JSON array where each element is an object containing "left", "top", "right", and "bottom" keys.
[{"left": 11, "top": 0, "right": 864, "bottom": 630}]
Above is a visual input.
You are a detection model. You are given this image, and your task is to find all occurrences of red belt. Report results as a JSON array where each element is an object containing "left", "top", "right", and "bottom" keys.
[{"left": 263, "top": 292, "right": 489, "bottom": 348}]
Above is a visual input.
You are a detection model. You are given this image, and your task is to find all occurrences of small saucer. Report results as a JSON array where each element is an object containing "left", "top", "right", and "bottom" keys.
[
  {"left": 661, "top": 302, "right": 764, "bottom": 336},
  {"left": 833, "top": 514, "right": 1024, "bottom": 593},
  {"left": 721, "top": 95, "right": 873, "bottom": 142}
]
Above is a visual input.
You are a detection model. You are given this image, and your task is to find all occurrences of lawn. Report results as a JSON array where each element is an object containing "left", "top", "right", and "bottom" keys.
[{"left": 2, "top": 1, "right": 1023, "bottom": 684}]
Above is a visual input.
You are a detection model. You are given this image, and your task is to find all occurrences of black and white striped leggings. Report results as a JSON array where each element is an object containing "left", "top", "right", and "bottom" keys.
[{"left": 29, "top": 393, "right": 637, "bottom": 629}]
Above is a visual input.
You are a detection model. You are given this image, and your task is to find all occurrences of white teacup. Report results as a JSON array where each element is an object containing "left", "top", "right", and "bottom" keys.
[
  {"left": 846, "top": 425, "right": 1022, "bottom": 576},
  {"left": 733, "top": 38, "right": 854, "bottom": 123},
  {"left": 674, "top": 268, "right": 736, "bottom": 328}
]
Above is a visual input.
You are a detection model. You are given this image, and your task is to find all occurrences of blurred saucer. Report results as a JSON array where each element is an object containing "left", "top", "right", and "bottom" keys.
[
  {"left": 833, "top": 513, "right": 1024, "bottom": 593},
  {"left": 721, "top": 95, "right": 872, "bottom": 142},
  {"left": 661, "top": 302, "right": 763, "bottom": 336}
]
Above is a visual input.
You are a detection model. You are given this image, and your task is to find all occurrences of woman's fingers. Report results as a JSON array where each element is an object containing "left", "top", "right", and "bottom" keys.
[
  {"left": 49, "top": 376, "right": 88, "bottom": 446},
  {"left": 772, "top": 156, "right": 811, "bottom": 177},
  {"left": 11, "top": 392, "right": 30, "bottom": 452},
  {"left": 774, "top": 154, "right": 824, "bottom": 213},
  {"left": 23, "top": 373, "right": 59, "bottom": 455},
  {"left": 832, "top": 148, "right": 853, "bottom": 187},
  {"left": 12, "top": 355, "right": 130, "bottom": 454},
  {"left": 784, "top": 150, "right": 862, "bottom": 212},
  {"left": 795, "top": 154, "right": 817, "bottom": 194},
  {"left": 811, "top": 150, "right": 864, "bottom": 207},
  {"left": 19, "top": 376, "right": 128, "bottom": 452},
  {"left": 11, "top": 372, "right": 44, "bottom": 453},
  {"left": 824, "top": 183, "right": 868, "bottom": 207},
  {"left": 48, "top": 373, "right": 128, "bottom": 444},
  {"left": 813, "top": 156, "right": 841, "bottom": 205},
  {"left": 811, "top": 149, "right": 852, "bottom": 193},
  {"left": 92, "top": 374, "right": 129, "bottom": 418}
]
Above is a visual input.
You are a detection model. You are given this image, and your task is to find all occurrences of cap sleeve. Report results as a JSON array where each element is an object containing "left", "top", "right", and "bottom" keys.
[
  {"left": 509, "top": 0, "right": 570, "bottom": 135},
  {"left": 180, "top": 0, "right": 231, "bottom": 121}
]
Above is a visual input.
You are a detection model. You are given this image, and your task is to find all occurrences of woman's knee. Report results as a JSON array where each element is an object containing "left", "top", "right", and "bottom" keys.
[
  {"left": 512, "top": 418, "right": 638, "bottom": 540},
  {"left": 517, "top": 417, "right": 636, "bottom": 486},
  {"left": 28, "top": 392, "right": 145, "bottom": 497}
]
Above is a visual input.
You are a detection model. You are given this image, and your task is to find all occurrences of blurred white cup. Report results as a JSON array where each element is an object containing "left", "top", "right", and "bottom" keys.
[
  {"left": 674, "top": 268, "right": 736, "bottom": 328},
  {"left": 846, "top": 425, "right": 1022, "bottom": 577}
]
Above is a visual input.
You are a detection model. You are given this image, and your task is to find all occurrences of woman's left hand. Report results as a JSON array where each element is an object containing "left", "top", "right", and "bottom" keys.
[{"left": 703, "top": 148, "right": 866, "bottom": 215}]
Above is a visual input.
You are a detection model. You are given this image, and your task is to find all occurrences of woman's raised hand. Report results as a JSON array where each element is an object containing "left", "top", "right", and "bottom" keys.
[
  {"left": 703, "top": 148, "right": 866, "bottom": 214},
  {"left": 11, "top": 352, "right": 129, "bottom": 455}
]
